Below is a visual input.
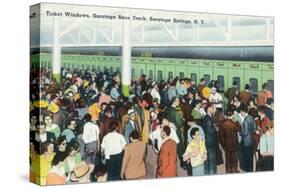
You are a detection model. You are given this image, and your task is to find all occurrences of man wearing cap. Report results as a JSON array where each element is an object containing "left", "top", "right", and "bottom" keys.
[
  {"left": 124, "top": 109, "right": 139, "bottom": 144},
  {"left": 150, "top": 82, "right": 161, "bottom": 103},
  {"left": 209, "top": 87, "right": 223, "bottom": 110}
]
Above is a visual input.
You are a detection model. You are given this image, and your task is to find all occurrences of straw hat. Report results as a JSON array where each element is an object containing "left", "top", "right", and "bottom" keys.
[
  {"left": 202, "top": 87, "right": 211, "bottom": 99},
  {"left": 33, "top": 100, "right": 49, "bottom": 108},
  {"left": 71, "top": 162, "right": 95, "bottom": 182},
  {"left": 47, "top": 102, "right": 59, "bottom": 113}
]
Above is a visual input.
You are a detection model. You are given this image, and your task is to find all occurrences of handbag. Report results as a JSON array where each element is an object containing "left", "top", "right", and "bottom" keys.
[{"left": 190, "top": 155, "right": 204, "bottom": 167}]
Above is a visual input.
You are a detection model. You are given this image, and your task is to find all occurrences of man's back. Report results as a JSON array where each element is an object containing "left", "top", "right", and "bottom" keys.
[
  {"left": 157, "top": 139, "right": 177, "bottom": 177},
  {"left": 203, "top": 115, "right": 217, "bottom": 149},
  {"left": 240, "top": 115, "right": 256, "bottom": 147}
]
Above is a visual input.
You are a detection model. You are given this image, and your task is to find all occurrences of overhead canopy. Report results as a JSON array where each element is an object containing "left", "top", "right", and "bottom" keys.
[{"left": 30, "top": 3, "right": 274, "bottom": 48}]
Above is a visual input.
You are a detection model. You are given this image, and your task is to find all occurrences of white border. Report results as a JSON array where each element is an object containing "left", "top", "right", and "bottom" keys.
[{"left": 0, "top": 0, "right": 279, "bottom": 188}]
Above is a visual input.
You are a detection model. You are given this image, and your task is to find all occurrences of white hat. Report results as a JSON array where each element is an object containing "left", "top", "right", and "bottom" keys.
[
  {"left": 127, "top": 109, "right": 135, "bottom": 116},
  {"left": 211, "top": 87, "right": 217, "bottom": 93},
  {"left": 66, "top": 73, "right": 72, "bottom": 79}
]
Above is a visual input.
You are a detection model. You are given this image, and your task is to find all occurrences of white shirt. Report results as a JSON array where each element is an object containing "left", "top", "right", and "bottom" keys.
[
  {"left": 82, "top": 122, "right": 100, "bottom": 144},
  {"left": 209, "top": 92, "right": 223, "bottom": 108},
  {"left": 101, "top": 132, "right": 126, "bottom": 159},
  {"left": 150, "top": 88, "right": 161, "bottom": 103},
  {"left": 149, "top": 125, "right": 179, "bottom": 150},
  {"left": 35, "top": 132, "right": 47, "bottom": 142},
  {"left": 199, "top": 107, "right": 206, "bottom": 117}
]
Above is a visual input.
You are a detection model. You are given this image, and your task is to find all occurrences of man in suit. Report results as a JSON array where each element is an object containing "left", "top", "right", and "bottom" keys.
[
  {"left": 124, "top": 109, "right": 139, "bottom": 144},
  {"left": 240, "top": 103, "right": 256, "bottom": 172},
  {"left": 220, "top": 110, "right": 241, "bottom": 173},
  {"left": 202, "top": 103, "right": 218, "bottom": 175},
  {"left": 165, "top": 96, "right": 185, "bottom": 169},
  {"left": 156, "top": 126, "right": 177, "bottom": 178},
  {"left": 120, "top": 130, "right": 146, "bottom": 179}
]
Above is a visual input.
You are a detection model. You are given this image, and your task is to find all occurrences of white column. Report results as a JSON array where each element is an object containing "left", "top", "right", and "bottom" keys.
[
  {"left": 266, "top": 18, "right": 271, "bottom": 40},
  {"left": 52, "top": 16, "right": 61, "bottom": 83},
  {"left": 226, "top": 16, "right": 232, "bottom": 41},
  {"left": 121, "top": 9, "right": 131, "bottom": 97}
]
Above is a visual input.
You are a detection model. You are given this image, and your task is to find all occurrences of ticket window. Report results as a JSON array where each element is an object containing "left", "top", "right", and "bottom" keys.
[
  {"left": 249, "top": 78, "right": 258, "bottom": 94},
  {"left": 204, "top": 74, "right": 211, "bottom": 86},
  {"left": 191, "top": 73, "right": 197, "bottom": 85},
  {"left": 157, "top": 71, "right": 163, "bottom": 81},
  {"left": 149, "top": 70, "right": 153, "bottom": 80},
  {"left": 179, "top": 72, "right": 185, "bottom": 79},
  {"left": 168, "top": 71, "right": 173, "bottom": 79},
  {"left": 217, "top": 75, "right": 225, "bottom": 92},
  {"left": 131, "top": 68, "right": 136, "bottom": 79},
  {"left": 267, "top": 80, "right": 274, "bottom": 96},
  {"left": 233, "top": 77, "right": 241, "bottom": 92}
]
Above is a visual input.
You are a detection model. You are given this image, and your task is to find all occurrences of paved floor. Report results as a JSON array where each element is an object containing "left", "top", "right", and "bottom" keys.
[{"left": 145, "top": 144, "right": 255, "bottom": 179}]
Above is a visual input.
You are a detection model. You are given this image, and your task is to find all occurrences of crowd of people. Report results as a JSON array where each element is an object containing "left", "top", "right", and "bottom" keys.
[{"left": 29, "top": 66, "right": 274, "bottom": 185}]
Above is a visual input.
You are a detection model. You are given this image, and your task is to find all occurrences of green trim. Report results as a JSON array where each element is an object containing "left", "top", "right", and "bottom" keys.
[
  {"left": 122, "top": 84, "right": 130, "bottom": 97},
  {"left": 52, "top": 73, "right": 61, "bottom": 84}
]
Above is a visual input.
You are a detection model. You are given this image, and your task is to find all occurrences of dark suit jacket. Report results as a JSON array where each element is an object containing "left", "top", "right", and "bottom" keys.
[
  {"left": 220, "top": 119, "right": 241, "bottom": 151},
  {"left": 202, "top": 114, "right": 218, "bottom": 149},
  {"left": 240, "top": 115, "right": 256, "bottom": 147}
]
